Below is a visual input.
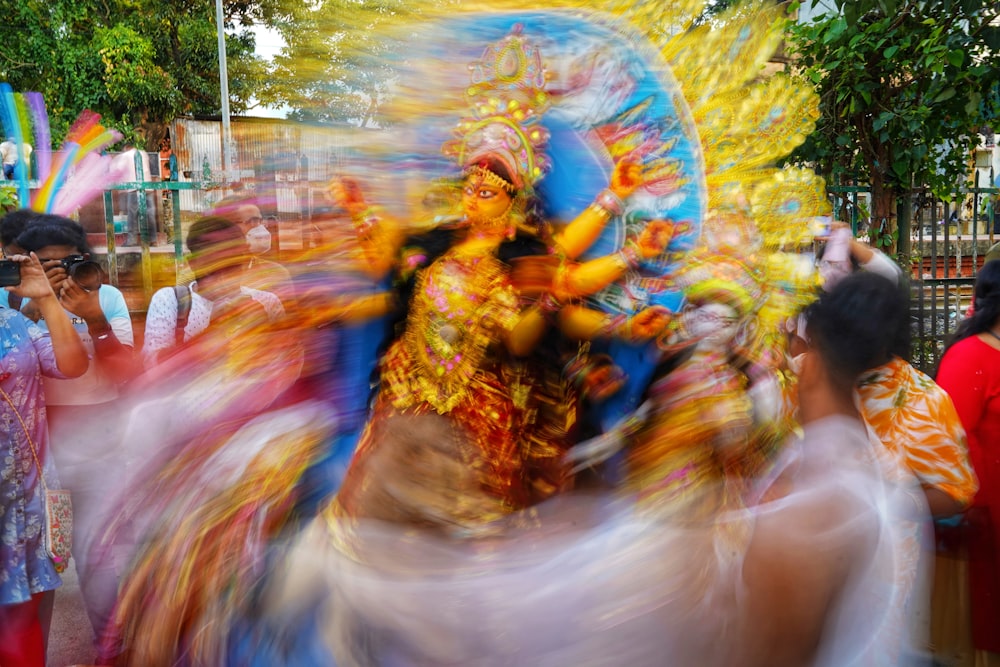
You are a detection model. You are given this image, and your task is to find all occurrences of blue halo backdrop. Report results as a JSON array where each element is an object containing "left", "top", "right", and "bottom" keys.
[{"left": 372, "top": 10, "right": 709, "bottom": 426}]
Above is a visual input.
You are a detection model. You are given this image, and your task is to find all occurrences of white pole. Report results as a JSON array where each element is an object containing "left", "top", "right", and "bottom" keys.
[{"left": 215, "top": 0, "right": 232, "bottom": 181}]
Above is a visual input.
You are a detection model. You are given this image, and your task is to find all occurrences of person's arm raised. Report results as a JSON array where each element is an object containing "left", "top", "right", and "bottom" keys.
[
  {"left": 7, "top": 253, "right": 88, "bottom": 377},
  {"left": 60, "top": 278, "right": 139, "bottom": 384}
]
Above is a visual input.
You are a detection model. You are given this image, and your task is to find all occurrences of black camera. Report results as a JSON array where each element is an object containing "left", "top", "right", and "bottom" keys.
[
  {"left": 59, "top": 255, "right": 104, "bottom": 289},
  {"left": 0, "top": 259, "right": 20, "bottom": 287},
  {"left": 59, "top": 254, "right": 87, "bottom": 271}
]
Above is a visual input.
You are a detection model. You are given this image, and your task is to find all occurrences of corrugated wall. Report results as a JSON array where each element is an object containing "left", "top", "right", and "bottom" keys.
[{"left": 169, "top": 116, "right": 358, "bottom": 215}]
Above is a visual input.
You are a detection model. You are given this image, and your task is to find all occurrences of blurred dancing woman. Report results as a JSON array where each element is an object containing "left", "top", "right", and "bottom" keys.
[
  {"left": 625, "top": 276, "right": 766, "bottom": 512},
  {"left": 0, "top": 253, "right": 87, "bottom": 666},
  {"left": 936, "top": 259, "right": 1000, "bottom": 664}
]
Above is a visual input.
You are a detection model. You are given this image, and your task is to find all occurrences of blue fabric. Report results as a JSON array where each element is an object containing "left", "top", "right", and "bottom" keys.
[
  {"left": 0, "top": 309, "right": 62, "bottom": 605},
  {"left": 228, "top": 612, "right": 337, "bottom": 667},
  {"left": 292, "top": 271, "right": 391, "bottom": 514}
]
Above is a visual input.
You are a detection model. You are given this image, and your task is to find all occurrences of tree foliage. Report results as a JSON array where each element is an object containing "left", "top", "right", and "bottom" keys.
[
  {"left": 693, "top": 0, "right": 768, "bottom": 25},
  {"left": 259, "top": 0, "right": 429, "bottom": 128},
  {"left": 785, "top": 0, "right": 1000, "bottom": 254},
  {"left": 0, "top": 0, "right": 278, "bottom": 149}
]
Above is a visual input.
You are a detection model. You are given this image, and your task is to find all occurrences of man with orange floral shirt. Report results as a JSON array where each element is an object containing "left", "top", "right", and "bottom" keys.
[
  {"left": 856, "top": 357, "right": 977, "bottom": 516},
  {"left": 791, "top": 227, "right": 977, "bottom": 516}
]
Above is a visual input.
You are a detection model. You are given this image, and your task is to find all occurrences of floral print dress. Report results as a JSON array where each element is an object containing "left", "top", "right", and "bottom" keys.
[
  {"left": 1, "top": 308, "right": 65, "bottom": 605},
  {"left": 856, "top": 356, "right": 977, "bottom": 506}
]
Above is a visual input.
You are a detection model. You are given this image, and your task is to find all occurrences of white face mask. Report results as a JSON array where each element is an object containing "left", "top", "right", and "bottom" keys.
[{"left": 246, "top": 224, "right": 271, "bottom": 255}]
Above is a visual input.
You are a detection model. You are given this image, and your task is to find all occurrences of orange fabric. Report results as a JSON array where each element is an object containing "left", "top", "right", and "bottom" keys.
[
  {"left": 779, "top": 356, "right": 976, "bottom": 506},
  {"left": 856, "top": 357, "right": 978, "bottom": 507}
]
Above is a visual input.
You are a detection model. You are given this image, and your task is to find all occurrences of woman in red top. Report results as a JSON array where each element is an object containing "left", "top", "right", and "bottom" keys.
[{"left": 937, "top": 259, "right": 1000, "bottom": 661}]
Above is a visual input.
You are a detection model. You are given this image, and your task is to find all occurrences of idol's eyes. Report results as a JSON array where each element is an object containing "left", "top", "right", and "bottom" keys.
[
  {"left": 463, "top": 185, "right": 500, "bottom": 199},
  {"left": 692, "top": 310, "right": 738, "bottom": 327}
]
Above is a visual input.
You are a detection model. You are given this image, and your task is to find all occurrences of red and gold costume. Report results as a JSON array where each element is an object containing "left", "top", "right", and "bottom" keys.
[
  {"left": 338, "top": 248, "right": 533, "bottom": 519},
  {"left": 626, "top": 350, "right": 752, "bottom": 516},
  {"left": 335, "top": 28, "right": 660, "bottom": 527}
]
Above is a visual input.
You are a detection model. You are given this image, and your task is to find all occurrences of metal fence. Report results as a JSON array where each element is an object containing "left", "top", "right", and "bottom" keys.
[
  {"left": 829, "top": 174, "right": 999, "bottom": 375},
  {"left": 2, "top": 174, "right": 345, "bottom": 320}
]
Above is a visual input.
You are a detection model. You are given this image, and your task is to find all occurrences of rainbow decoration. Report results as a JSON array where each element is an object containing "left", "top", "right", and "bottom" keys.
[
  {"left": 0, "top": 84, "right": 30, "bottom": 205},
  {"left": 0, "top": 84, "right": 129, "bottom": 215}
]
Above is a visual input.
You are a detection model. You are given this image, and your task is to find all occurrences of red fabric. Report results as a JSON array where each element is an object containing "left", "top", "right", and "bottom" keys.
[
  {"left": 937, "top": 335, "right": 1000, "bottom": 652},
  {"left": 0, "top": 593, "right": 46, "bottom": 666}
]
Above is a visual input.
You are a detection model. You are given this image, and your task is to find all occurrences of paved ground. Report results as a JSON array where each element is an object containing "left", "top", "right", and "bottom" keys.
[{"left": 48, "top": 562, "right": 99, "bottom": 667}]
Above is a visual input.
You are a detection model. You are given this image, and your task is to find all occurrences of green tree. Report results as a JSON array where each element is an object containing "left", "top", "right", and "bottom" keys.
[
  {"left": 260, "top": 0, "right": 458, "bottom": 127},
  {"left": 785, "top": 0, "right": 1000, "bottom": 258},
  {"left": 695, "top": 0, "right": 775, "bottom": 24},
  {"left": 0, "top": 0, "right": 278, "bottom": 150}
]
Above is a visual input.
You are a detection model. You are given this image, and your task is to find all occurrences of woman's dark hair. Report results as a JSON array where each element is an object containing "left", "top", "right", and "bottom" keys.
[
  {"left": 945, "top": 259, "right": 1000, "bottom": 352},
  {"left": 15, "top": 213, "right": 92, "bottom": 254},
  {"left": 0, "top": 209, "right": 38, "bottom": 247},
  {"left": 804, "top": 271, "right": 910, "bottom": 392},
  {"left": 186, "top": 216, "right": 244, "bottom": 254}
]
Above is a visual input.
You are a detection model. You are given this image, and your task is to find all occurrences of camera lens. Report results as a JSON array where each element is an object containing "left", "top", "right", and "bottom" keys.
[{"left": 68, "top": 260, "right": 104, "bottom": 290}]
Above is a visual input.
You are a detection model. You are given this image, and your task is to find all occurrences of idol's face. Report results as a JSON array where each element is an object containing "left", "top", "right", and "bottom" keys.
[
  {"left": 462, "top": 172, "right": 513, "bottom": 228},
  {"left": 686, "top": 302, "right": 740, "bottom": 352}
]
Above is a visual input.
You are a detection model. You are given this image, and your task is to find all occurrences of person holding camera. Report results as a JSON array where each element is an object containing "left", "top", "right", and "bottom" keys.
[
  {"left": 15, "top": 216, "right": 135, "bottom": 384},
  {"left": 0, "top": 209, "right": 32, "bottom": 310},
  {"left": 11, "top": 213, "right": 135, "bottom": 662},
  {"left": 0, "top": 250, "right": 88, "bottom": 666}
]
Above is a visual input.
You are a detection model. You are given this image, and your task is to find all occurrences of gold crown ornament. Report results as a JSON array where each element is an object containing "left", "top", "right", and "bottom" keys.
[{"left": 445, "top": 25, "right": 551, "bottom": 191}]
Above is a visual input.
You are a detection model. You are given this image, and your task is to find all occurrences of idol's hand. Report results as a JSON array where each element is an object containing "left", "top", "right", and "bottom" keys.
[
  {"left": 326, "top": 176, "right": 368, "bottom": 217},
  {"left": 564, "top": 400, "right": 652, "bottom": 473},
  {"left": 627, "top": 306, "right": 671, "bottom": 342},
  {"left": 635, "top": 219, "right": 674, "bottom": 259},
  {"left": 564, "top": 429, "right": 625, "bottom": 474},
  {"left": 609, "top": 160, "right": 644, "bottom": 199}
]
